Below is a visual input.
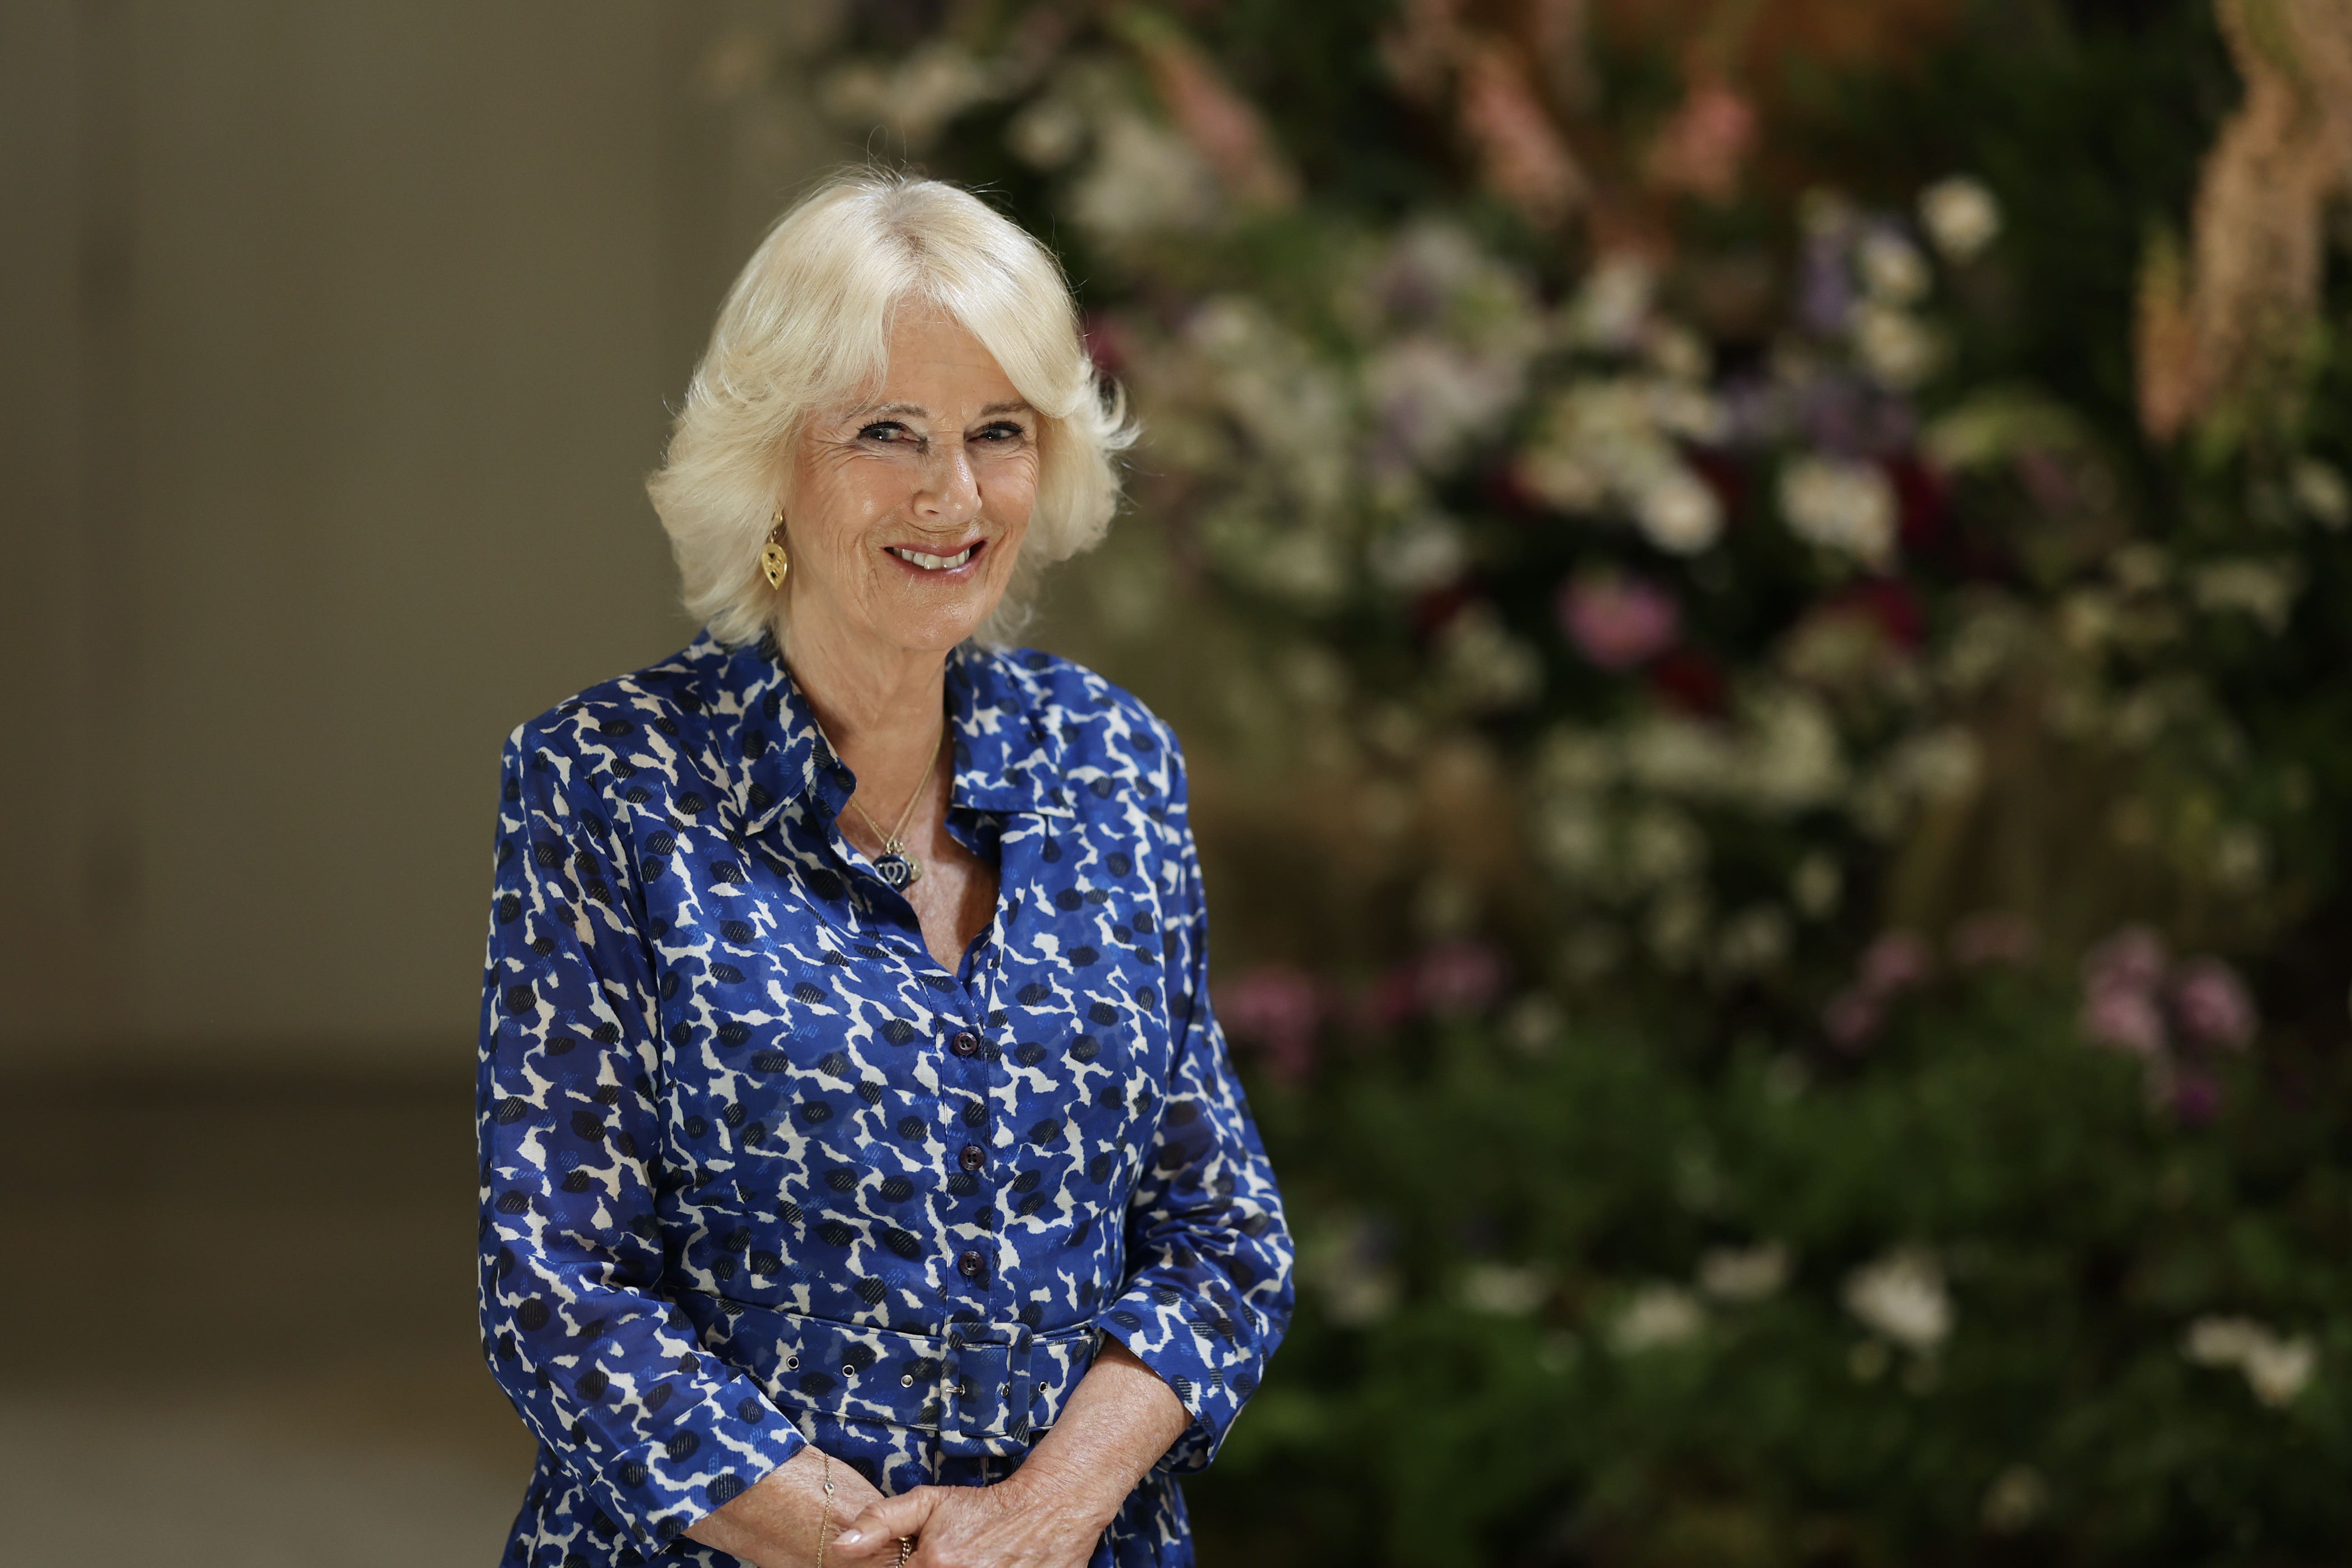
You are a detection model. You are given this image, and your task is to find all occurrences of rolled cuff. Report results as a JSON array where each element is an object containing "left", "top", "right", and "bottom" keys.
[{"left": 1088, "top": 1279, "right": 1273, "bottom": 1473}]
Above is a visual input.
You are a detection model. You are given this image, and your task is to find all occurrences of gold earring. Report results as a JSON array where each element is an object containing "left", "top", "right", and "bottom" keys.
[{"left": 760, "top": 509, "right": 789, "bottom": 589}]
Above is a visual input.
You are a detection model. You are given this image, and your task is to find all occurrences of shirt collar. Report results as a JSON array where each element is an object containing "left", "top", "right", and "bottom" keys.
[{"left": 715, "top": 633, "right": 1071, "bottom": 838}]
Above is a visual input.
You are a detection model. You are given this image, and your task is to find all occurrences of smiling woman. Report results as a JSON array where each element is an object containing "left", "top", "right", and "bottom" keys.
[
  {"left": 476, "top": 169, "right": 1292, "bottom": 1568},
  {"left": 648, "top": 174, "right": 1133, "bottom": 651}
]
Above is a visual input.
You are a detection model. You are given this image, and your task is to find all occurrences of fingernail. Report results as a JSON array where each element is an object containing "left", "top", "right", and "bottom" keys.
[{"left": 838, "top": 1532, "right": 863, "bottom": 1547}]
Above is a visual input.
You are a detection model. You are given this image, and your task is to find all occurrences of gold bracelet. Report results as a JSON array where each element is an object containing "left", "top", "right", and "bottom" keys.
[{"left": 815, "top": 1452, "right": 836, "bottom": 1568}]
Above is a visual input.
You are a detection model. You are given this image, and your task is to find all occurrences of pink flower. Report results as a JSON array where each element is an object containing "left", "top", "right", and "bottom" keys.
[
  {"left": 1642, "top": 79, "right": 1757, "bottom": 203},
  {"left": 1859, "top": 930, "right": 1934, "bottom": 997},
  {"left": 1137, "top": 32, "right": 1297, "bottom": 209},
  {"left": 2082, "top": 925, "right": 2169, "bottom": 996},
  {"left": 1824, "top": 986, "right": 1883, "bottom": 1052},
  {"left": 1457, "top": 41, "right": 1584, "bottom": 227},
  {"left": 2081, "top": 979, "right": 2168, "bottom": 1058},
  {"left": 1950, "top": 911, "right": 2037, "bottom": 968},
  {"left": 1222, "top": 965, "right": 1321, "bottom": 1083},
  {"left": 1558, "top": 571, "right": 1681, "bottom": 670},
  {"left": 1417, "top": 939, "right": 1506, "bottom": 1017},
  {"left": 2171, "top": 957, "right": 2257, "bottom": 1051}
]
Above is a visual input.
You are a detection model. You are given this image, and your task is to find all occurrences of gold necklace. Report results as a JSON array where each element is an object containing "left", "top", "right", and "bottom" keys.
[{"left": 846, "top": 727, "right": 947, "bottom": 890}]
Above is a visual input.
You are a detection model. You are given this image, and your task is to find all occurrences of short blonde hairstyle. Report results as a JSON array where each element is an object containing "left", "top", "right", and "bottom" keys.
[{"left": 648, "top": 170, "right": 1134, "bottom": 648}]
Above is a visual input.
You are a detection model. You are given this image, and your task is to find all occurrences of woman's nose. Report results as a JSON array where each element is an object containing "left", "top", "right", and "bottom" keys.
[{"left": 915, "top": 441, "right": 982, "bottom": 524}]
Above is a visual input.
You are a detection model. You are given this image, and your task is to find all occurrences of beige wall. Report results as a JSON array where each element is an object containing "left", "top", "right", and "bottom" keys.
[{"left": 0, "top": 1, "right": 828, "bottom": 1063}]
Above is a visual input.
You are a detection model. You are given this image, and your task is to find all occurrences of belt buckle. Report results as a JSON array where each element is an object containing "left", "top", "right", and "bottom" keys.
[{"left": 940, "top": 1324, "right": 1036, "bottom": 1443}]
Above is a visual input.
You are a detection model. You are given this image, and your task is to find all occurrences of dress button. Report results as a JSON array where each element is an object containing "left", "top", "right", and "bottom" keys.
[
  {"left": 956, "top": 1249, "right": 985, "bottom": 1279},
  {"left": 959, "top": 1143, "right": 986, "bottom": 1172},
  {"left": 951, "top": 1030, "right": 980, "bottom": 1057}
]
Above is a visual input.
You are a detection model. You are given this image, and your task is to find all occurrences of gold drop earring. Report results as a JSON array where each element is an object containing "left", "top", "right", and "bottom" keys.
[{"left": 760, "top": 508, "right": 790, "bottom": 589}]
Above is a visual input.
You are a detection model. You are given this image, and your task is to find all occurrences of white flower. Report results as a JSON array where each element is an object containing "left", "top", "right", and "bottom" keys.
[
  {"left": 2183, "top": 1315, "right": 2318, "bottom": 1407},
  {"left": 1366, "top": 336, "right": 1527, "bottom": 472},
  {"left": 2292, "top": 458, "right": 2350, "bottom": 530},
  {"left": 2183, "top": 1315, "right": 2267, "bottom": 1367},
  {"left": 1780, "top": 456, "right": 1899, "bottom": 568},
  {"left": 1461, "top": 1263, "right": 1551, "bottom": 1316},
  {"left": 1890, "top": 726, "right": 1984, "bottom": 805},
  {"left": 2191, "top": 558, "right": 2303, "bottom": 634},
  {"left": 1070, "top": 114, "right": 1221, "bottom": 238},
  {"left": 1852, "top": 302, "right": 1944, "bottom": 389},
  {"left": 1565, "top": 255, "right": 1655, "bottom": 351},
  {"left": 1698, "top": 1241, "right": 1792, "bottom": 1302},
  {"left": 1980, "top": 1466, "right": 2051, "bottom": 1534},
  {"left": 821, "top": 43, "right": 998, "bottom": 150},
  {"left": 1713, "top": 907, "right": 1792, "bottom": 976},
  {"left": 1438, "top": 603, "right": 1543, "bottom": 709},
  {"left": 2244, "top": 1336, "right": 2318, "bottom": 1408},
  {"left": 1738, "top": 687, "right": 1848, "bottom": 811},
  {"left": 1007, "top": 97, "right": 1087, "bottom": 168},
  {"left": 1368, "top": 513, "right": 1468, "bottom": 591},
  {"left": 1857, "top": 231, "right": 1931, "bottom": 305},
  {"left": 1918, "top": 176, "right": 2002, "bottom": 262},
  {"left": 1609, "top": 1284, "right": 1705, "bottom": 1353},
  {"left": 1843, "top": 1248, "right": 1953, "bottom": 1351},
  {"left": 1791, "top": 852, "right": 1843, "bottom": 917},
  {"left": 1634, "top": 467, "right": 1724, "bottom": 554}
]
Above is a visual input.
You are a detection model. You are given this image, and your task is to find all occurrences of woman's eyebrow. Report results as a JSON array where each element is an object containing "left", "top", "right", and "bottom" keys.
[{"left": 977, "top": 400, "right": 1036, "bottom": 418}]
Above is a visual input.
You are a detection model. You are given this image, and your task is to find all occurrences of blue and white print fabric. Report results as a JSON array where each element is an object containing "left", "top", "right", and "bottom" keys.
[{"left": 477, "top": 630, "right": 1293, "bottom": 1568}]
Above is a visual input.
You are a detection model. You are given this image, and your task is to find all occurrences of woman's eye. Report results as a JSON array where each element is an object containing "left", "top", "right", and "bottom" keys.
[
  {"left": 858, "top": 421, "right": 910, "bottom": 443},
  {"left": 976, "top": 422, "right": 1028, "bottom": 443}
]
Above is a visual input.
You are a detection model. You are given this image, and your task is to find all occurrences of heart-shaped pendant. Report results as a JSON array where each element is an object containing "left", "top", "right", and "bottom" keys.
[{"left": 873, "top": 851, "right": 922, "bottom": 889}]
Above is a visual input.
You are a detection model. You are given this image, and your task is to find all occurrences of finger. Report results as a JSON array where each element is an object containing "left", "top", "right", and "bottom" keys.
[{"left": 835, "top": 1487, "right": 938, "bottom": 1553}]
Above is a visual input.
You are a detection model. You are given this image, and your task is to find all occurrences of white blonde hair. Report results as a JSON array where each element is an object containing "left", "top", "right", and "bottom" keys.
[{"left": 648, "top": 169, "right": 1134, "bottom": 647}]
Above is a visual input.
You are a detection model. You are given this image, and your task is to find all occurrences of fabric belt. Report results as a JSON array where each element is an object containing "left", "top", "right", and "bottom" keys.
[{"left": 679, "top": 1290, "right": 1102, "bottom": 1459}]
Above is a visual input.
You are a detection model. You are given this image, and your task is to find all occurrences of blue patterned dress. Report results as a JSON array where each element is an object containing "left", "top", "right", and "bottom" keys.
[{"left": 477, "top": 631, "right": 1293, "bottom": 1568}]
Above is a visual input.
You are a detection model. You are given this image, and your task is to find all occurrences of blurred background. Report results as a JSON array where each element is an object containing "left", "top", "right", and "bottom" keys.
[{"left": 6, "top": 0, "right": 2352, "bottom": 1563}]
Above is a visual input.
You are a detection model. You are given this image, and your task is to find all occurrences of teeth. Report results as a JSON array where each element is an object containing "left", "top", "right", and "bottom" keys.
[{"left": 891, "top": 546, "right": 975, "bottom": 570}]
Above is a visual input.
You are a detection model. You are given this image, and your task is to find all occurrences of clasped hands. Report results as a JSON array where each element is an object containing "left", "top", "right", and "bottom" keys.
[
  {"left": 685, "top": 1341, "right": 1188, "bottom": 1568},
  {"left": 828, "top": 1452, "right": 1117, "bottom": 1568},
  {"left": 685, "top": 1440, "right": 1116, "bottom": 1568}
]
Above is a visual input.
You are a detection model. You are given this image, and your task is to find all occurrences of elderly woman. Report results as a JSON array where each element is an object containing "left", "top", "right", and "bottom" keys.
[{"left": 476, "top": 171, "right": 1292, "bottom": 1568}]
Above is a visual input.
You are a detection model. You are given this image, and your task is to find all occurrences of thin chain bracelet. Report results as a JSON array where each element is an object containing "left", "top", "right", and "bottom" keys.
[{"left": 815, "top": 1453, "right": 836, "bottom": 1568}]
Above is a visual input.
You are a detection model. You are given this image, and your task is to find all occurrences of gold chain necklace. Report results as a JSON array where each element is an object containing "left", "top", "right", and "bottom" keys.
[{"left": 845, "top": 726, "right": 947, "bottom": 890}]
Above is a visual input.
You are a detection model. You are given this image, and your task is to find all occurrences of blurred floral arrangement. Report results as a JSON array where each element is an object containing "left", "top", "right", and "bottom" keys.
[{"left": 726, "top": 0, "right": 2352, "bottom": 1561}]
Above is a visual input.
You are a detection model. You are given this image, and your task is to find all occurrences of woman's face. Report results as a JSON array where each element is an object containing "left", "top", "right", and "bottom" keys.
[{"left": 783, "top": 305, "right": 1040, "bottom": 658}]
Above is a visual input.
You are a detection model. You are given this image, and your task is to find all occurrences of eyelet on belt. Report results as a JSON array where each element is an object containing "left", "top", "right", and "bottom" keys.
[
  {"left": 786, "top": 1354, "right": 800, "bottom": 1370},
  {"left": 842, "top": 1364, "right": 856, "bottom": 1378},
  {"left": 900, "top": 1374, "right": 914, "bottom": 1387}
]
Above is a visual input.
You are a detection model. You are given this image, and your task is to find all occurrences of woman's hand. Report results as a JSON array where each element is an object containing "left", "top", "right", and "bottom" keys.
[
  {"left": 831, "top": 1340, "right": 1190, "bottom": 1568},
  {"left": 829, "top": 1468, "right": 1107, "bottom": 1568},
  {"left": 685, "top": 1443, "right": 884, "bottom": 1568}
]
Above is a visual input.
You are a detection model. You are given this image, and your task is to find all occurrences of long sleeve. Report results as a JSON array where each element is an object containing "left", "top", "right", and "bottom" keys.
[
  {"left": 1089, "top": 734, "right": 1295, "bottom": 1472},
  {"left": 478, "top": 721, "right": 805, "bottom": 1555}
]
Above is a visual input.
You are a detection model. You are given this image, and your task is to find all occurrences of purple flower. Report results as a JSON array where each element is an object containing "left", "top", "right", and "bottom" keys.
[
  {"left": 1799, "top": 227, "right": 1854, "bottom": 336},
  {"left": 2171, "top": 957, "right": 2257, "bottom": 1051},
  {"left": 1557, "top": 570, "right": 1681, "bottom": 671},
  {"left": 2170, "top": 1064, "right": 2224, "bottom": 1128},
  {"left": 1222, "top": 965, "right": 1321, "bottom": 1082}
]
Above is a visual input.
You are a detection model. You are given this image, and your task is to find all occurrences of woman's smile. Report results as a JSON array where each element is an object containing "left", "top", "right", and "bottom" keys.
[{"left": 884, "top": 537, "right": 985, "bottom": 574}]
